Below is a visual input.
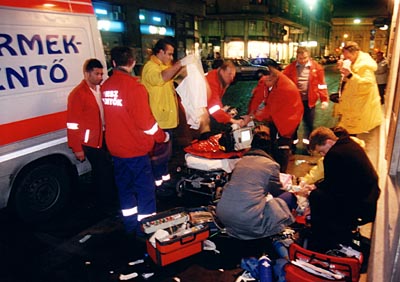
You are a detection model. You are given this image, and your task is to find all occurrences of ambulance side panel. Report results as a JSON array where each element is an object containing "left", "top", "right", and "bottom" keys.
[{"left": 0, "top": 1, "right": 106, "bottom": 222}]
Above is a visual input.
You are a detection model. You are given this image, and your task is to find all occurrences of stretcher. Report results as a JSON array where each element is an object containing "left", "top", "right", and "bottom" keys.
[{"left": 175, "top": 153, "right": 240, "bottom": 201}]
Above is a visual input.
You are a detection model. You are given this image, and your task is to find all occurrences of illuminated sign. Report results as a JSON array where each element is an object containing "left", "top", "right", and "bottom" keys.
[
  {"left": 300, "top": 41, "right": 318, "bottom": 47},
  {"left": 97, "top": 20, "right": 124, "bottom": 32},
  {"left": 140, "top": 25, "right": 174, "bottom": 36}
]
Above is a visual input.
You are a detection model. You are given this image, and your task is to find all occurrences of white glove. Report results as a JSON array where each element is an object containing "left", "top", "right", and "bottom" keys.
[
  {"left": 180, "top": 54, "right": 196, "bottom": 66},
  {"left": 320, "top": 101, "right": 329, "bottom": 110}
]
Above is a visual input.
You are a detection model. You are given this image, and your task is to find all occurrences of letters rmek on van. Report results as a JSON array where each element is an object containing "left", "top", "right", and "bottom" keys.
[
  {"left": 0, "top": 34, "right": 81, "bottom": 56},
  {"left": 0, "top": 33, "right": 82, "bottom": 91}
]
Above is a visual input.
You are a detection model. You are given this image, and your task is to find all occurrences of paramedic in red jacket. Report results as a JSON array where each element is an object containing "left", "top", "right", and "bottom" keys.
[
  {"left": 205, "top": 61, "right": 247, "bottom": 135},
  {"left": 246, "top": 67, "right": 303, "bottom": 172},
  {"left": 283, "top": 47, "right": 329, "bottom": 148},
  {"left": 101, "top": 46, "right": 169, "bottom": 235},
  {"left": 67, "top": 58, "right": 116, "bottom": 214}
]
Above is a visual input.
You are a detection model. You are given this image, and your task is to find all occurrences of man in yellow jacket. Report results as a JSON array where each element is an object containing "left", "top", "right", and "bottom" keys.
[{"left": 335, "top": 41, "right": 382, "bottom": 135}]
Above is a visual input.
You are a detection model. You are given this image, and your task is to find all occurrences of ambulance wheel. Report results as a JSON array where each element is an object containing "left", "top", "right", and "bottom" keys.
[
  {"left": 11, "top": 163, "right": 71, "bottom": 223},
  {"left": 176, "top": 179, "right": 186, "bottom": 198}
]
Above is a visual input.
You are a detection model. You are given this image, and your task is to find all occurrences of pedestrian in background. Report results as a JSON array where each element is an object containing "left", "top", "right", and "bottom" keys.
[
  {"left": 335, "top": 41, "right": 382, "bottom": 135},
  {"left": 246, "top": 67, "right": 303, "bottom": 172},
  {"left": 375, "top": 50, "right": 389, "bottom": 104},
  {"left": 211, "top": 52, "right": 223, "bottom": 69},
  {"left": 67, "top": 58, "right": 117, "bottom": 215},
  {"left": 101, "top": 46, "right": 169, "bottom": 236},
  {"left": 141, "top": 37, "right": 193, "bottom": 192},
  {"left": 283, "top": 47, "right": 329, "bottom": 151}
]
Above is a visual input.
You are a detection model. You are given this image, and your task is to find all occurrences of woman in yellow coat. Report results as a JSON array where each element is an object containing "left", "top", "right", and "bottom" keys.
[{"left": 335, "top": 41, "right": 382, "bottom": 135}]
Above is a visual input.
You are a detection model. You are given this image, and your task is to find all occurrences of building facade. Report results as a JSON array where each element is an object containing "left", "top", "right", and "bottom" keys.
[
  {"left": 92, "top": 0, "right": 205, "bottom": 68},
  {"left": 201, "top": 0, "right": 333, "bottom": 63},
  {"left": 92, "top": 0, "right": 333, "bottom": 66},
  {"left": 330, "top": 16, "right": 390, "bottom": 56}
]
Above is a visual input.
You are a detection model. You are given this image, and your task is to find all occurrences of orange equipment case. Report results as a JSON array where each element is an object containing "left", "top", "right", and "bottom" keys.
[
  {"left": 285, "top": 243, "right": 362, "bottom": 282},
  {"left": 142, "top": 207, "right": 210, "bottom": 266}
]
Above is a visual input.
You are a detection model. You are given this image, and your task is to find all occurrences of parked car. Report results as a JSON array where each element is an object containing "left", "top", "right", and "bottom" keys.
[
  {"left": 326, "top": 55, "right": 338, "bottom": 64},
  {"left": 248, "top": 57, "right": 283, "bottom": 71},
  {"left": 227, "top": 58, "right": 270, "bottom": 80},
  {"left": 314, "top": 56, "right": 327, "bottom": 65},
  {"left": 314, "top": 55, "right": 338, "bottom": 65}
]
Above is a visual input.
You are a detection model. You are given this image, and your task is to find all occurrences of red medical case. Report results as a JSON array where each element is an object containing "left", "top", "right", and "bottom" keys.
[
  {"left": 285, "top": 243, "right": 362, "bottom": 282},
  {"left": 141, "top": 207, "right": 210, "bottom": 266}
]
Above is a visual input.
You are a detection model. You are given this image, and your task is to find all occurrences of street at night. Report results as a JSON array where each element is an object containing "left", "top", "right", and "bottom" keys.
[{"left": 0, "top": 65, "right": 346, "bottom": 282}]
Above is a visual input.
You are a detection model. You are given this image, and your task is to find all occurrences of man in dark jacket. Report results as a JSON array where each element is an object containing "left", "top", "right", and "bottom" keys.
[{"left": 306, "top": 127, "right": 380, "bottom": 251}]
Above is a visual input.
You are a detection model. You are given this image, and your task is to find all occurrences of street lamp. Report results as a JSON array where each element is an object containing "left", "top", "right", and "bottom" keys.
[
  {"left": 304, "top": 0, "right": 317, "bottom": 42},
  {"left": 305, "top": 0, "right": 317, "bottom": 11}
]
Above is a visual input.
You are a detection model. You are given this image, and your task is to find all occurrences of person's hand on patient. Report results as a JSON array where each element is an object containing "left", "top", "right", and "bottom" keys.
[{"left": 295, "top": 181, "right": 316, "bottom": 197}]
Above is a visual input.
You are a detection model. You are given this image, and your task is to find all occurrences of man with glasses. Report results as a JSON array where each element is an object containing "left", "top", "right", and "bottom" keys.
[
  {"left": 304, "top": 127, "right": 380, "bottom": 252},
  {"left": 283, "top": 47, "right": 329, "bottom": 152}
]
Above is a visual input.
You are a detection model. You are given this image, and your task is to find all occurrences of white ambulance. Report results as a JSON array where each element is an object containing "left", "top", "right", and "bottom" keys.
[{"left": 0, "top": 0, "right": 106, "bottom": 222}]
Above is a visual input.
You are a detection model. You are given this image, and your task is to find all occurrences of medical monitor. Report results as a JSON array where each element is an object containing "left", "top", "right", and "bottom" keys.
[{"left": 233, "top": 127, "right": 253, "bottom": 151}]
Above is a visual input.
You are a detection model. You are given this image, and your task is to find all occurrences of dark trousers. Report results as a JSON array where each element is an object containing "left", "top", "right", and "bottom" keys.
[
  {"left": 293, "top": 101, "right": 315, "bottom": 142},
  {"left": 269, "top": 123, "right": 292, "bottom": 173},
  {"left": 150, "top": 130, "right": 173, "bottom": 182},
  {"left": 113, "top": 155, "right": 156, "bottom": 233},
  {"left": 378, "top": 84, "right": 386, "bottom": 104},
  {"left": 83, "top": 141, "right": 117, "bottom": 211},
  {"left": 308, "top": 189, "right": 354, "bottom": 252}
]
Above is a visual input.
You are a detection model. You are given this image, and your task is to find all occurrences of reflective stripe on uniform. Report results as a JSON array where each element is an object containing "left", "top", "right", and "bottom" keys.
[
  {"left": 122, "top": 206, "right": 138, "bottom": 217},
  {"left": 162, "top": 174, "right": 171, "bottom": 181},
  {"left": 209, "top": 105, "right": 221, "bottom": 115},
  {"left": 84, "top": 129, "right": 90, "bottom": 143},
  {"left": 144, "top": 122, "right": 158, "bottom": 135},
  {"left": 318, "top": 84, "right": 327, "bottom": 89},
  {"left": 278, "top": 145, "right": 290, "bottom": 149},
  {"left": 67, "top": 122, "right": 79, "bottom": 130},
  {"left": 138, "top": 212, "right": 156, "bottom": 222}
]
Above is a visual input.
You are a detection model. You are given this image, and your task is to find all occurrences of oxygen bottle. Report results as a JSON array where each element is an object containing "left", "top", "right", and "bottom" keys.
[{"left": 258, "top": 255, "right": 273, "bottom": 282}]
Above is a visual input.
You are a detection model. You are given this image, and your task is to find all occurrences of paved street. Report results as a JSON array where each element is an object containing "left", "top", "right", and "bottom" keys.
[{"left": 0, "top": 65, "right": 343, "bottom": 282}]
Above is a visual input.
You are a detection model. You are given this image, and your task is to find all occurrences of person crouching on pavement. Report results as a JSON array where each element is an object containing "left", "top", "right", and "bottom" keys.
[
  {"left": 303, "top": 127, "right": 380, "bottom": 252},
  {"left": 216, "top": 129, "right": 295, "bottom": 241}
]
